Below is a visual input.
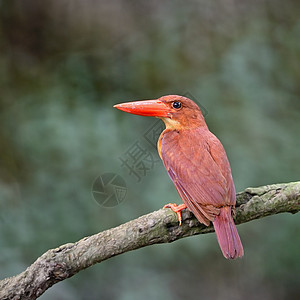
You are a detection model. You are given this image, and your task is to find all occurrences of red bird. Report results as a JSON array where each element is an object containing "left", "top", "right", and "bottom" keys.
[{"left": 114, "top": 95, "right": 243, "bottom": 259}]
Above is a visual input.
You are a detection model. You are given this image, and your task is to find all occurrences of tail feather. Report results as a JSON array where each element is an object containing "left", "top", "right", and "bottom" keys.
[{"left": 212, "top": 206, "right": 244, "bottom": 259}]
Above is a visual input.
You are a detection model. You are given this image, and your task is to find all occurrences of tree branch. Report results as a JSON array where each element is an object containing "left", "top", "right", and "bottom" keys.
[{"left": 1, "top": 181, "right": 299, "bottom": 299}]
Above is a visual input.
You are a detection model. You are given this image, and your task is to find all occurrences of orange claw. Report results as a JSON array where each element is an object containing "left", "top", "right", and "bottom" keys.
[{"left": 163, "top": 203, "right": 187, "bottom": 226}]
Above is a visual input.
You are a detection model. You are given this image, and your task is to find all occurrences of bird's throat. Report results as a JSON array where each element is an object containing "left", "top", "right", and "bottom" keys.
[{"left": 160, "top": 117, "right": 182, "bottom": 130}]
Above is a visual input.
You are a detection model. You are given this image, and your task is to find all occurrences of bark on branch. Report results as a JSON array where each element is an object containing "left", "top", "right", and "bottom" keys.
[{"left": 1, "top": 181, "right": 299, "bottom": 300}]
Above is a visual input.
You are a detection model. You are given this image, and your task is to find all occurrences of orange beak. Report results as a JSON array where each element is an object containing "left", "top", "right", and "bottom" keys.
[{"left": 113, "top": 99, "right": 170, "bottom": 117}]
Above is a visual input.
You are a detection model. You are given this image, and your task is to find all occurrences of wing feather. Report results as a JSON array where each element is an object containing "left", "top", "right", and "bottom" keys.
[{"left": 161, "top": 127, "right": 235, "bottom": 225}]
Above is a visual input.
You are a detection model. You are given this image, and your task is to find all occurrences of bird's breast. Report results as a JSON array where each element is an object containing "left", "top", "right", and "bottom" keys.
[{"left": 157, "top": 128, "right": 177, "bottom": 160}]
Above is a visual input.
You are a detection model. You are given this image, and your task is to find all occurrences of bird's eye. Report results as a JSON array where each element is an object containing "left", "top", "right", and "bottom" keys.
[{"left": 172, "top": 101, "right": 181, "bottom": 109}]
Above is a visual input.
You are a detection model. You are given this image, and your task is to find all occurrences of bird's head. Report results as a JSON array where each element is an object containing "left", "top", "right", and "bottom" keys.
[{"left": 114, "top": 95, "right": 207, "bottom": 130}]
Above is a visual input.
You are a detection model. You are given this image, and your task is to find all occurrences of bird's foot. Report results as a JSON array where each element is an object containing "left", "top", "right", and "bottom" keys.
[{"left": 163, "top": 203, "right": 187, "bottom": 226}]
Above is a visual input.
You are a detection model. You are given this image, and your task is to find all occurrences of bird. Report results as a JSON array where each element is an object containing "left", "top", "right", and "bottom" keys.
[{"left": 114, "top": 95, "right": 244, "bottom": 259}]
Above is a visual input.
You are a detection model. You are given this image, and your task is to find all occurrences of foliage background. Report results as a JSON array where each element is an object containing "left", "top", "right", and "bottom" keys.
[{"left": 0, "top": 1, "right": 299, "bottom": 299}]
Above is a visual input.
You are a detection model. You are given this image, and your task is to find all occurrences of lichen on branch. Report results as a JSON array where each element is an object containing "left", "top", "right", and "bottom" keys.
[{"left": 0, "top": 181, "right": 299, "bottom": 300}]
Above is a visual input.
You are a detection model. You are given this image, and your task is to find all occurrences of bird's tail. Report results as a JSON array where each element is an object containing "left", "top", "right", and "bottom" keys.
[{"left": 212, "top": 206, "right": 244, "bottom": 259}]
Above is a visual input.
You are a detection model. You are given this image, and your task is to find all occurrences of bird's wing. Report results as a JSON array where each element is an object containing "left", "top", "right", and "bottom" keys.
[{"left": 160, "top": 128, "right": 236, "bottom": 225}]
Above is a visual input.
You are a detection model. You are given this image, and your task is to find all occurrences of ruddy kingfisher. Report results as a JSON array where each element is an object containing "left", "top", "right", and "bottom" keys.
[{"left": 114, "top": 95, "right": 243, "bottom": 259}]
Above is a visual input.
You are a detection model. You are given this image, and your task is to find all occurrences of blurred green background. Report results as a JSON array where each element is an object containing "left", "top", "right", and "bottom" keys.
[{"left": 0, "top": 0, "right": 299, "bottom": 299}]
